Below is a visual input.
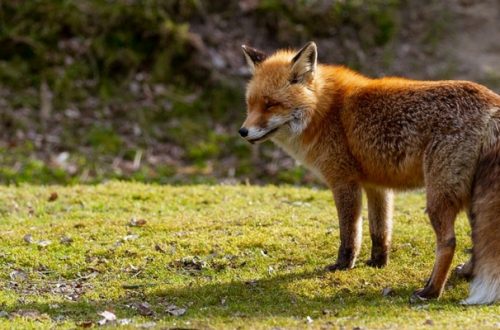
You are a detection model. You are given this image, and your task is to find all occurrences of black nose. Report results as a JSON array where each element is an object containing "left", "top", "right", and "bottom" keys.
[{"left": 239, "top": 127, "right": 248, "bottom": 137}]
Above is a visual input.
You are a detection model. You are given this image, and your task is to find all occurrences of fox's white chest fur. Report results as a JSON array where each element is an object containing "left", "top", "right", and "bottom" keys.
[{"left": 271, "top": 128, "right": 326, "bottom": 183}]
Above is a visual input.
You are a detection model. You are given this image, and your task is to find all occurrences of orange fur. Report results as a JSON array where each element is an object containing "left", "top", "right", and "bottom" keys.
[{"left": 240, "top": 42, "right": 500, "bottom": 303}]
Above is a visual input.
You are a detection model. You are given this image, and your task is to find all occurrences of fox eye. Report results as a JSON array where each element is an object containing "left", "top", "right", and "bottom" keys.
[{"left": 264, "top": 99, "right": 280, "bottom": 110}]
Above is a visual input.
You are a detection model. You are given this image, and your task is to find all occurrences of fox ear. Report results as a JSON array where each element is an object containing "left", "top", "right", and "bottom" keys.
[
  {"left": 290, "top": 41, "right": 317, "bottom": 83},
  {"left": 241, "top": 45, "right": 267, "bottom": 73}
]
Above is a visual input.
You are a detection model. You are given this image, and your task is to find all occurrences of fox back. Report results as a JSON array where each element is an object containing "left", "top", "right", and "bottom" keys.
[{"left": 240, "top": 42, "right": 500, "bottom": 189}]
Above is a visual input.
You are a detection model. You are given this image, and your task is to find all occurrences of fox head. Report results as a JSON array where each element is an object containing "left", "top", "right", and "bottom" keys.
[{"left": 239, "top": 42, "right": 319, "bottom": 143}]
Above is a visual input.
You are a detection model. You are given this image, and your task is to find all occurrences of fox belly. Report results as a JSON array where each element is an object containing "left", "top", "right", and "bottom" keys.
[{"left": 355, "top": 146, "right": 425, "bottom": 189}]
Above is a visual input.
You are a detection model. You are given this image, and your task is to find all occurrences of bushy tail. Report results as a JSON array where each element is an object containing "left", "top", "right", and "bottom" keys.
[{"left": 463, "top": 112, "right": 500, "bottom": 305}]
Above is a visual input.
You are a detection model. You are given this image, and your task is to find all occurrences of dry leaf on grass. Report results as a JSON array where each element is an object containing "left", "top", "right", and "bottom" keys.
[
  {"left": 77, "top": 320, "right": 93, "bottom": 328},
  {"left": 154, "top": 243, "right": 166, "bottom": 253},
  {"left": 245, "top": 280, "right": 257, "bottom": 287},
  {"left": 37, "top": 240, "right": 52, "bottom": 247},
  {"left": 129, "top": 218, "right": 147, "bottom": 227},
  {"left": 60, "top": 235, "right": 74, "bottom": 245},
  {"left": 48, "top": 192, "right": 58, "bottom": 202},
  {"left": 136, "top": 302, "right": 154, "bottom": 316},
  {"left": 174, "top": 256, "right": 207, "bottom": 271},
  {"left": 97, "top": 310, "right": 116, "bottom": 325},
  {"left": 117, "top": 318, "right": 132, "bottom": 325},
  {"left": 123, "top": 234, "right": 139, "bottom": 241},
  {"left": 165, "top": 304, "right": 186, "bottom": 316},
  {"left": 382, "top": 287, "right": 394, "bottom": 297},
  {"left": 12, "top": 309, "right": 47, "bottom": 320},
  {"left": 23, "top": 234, "right": 34, "bottom": 244},
  {"left": 23, "top": 234, "right": 52, "bottom": 247},
  {"left": 10, "top": 270, "right": 28, "bottom": 281}
]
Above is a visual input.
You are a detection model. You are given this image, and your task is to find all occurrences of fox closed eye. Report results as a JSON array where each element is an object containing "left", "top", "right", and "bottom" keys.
[{"left": 264, "top": 98, "right": 281, "bottom": 110}]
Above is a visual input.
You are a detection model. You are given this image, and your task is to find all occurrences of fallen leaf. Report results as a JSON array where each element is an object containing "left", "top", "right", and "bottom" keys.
[
  {"left": 78, "top": 320, "right": 93, "bottom": 328},
  {"left": 165, "top": 304, "right": 186, "bottom": 316},
  {"left": 129, "top": 218, "right": 147, "bottom": 227},
  {"left": 123, "top": 234, "right": 139, "bottom": 241},
  {"left": 37, "top": 240, "right": 52, "bottom": 247},
  {"left": 98, "top": 310, "right": 116, "bottom": 325},
  {"left": 60, "top": 235, "right": 74, "bottom": 245},
  {"left": 136, "top": 302, "right": 154, "bottom": 316},
  {"left": 48, "top": 192, "right": 58, "bottom": 202},
  {"left": 113, "top": 241, "right": 123, "bottom": 248},
  {"left": 53, "top": 315, "right": 65, "bottom": 322},
  {"left": 176, "top": 256, "right": 207, "bottom": 270},
  {"left": 424, "top": 319, "right": 434, "bottom": 326},
  {"left": 23, "top": 234, "right": 52, "bottom": 248},
  {"left": 23, "top": 234, "right": 34, "bottom": 244},
  {"left": 382, "top": 287, "right": 394, "bottom": 297},
  {"left": 154, "top": 243, "right": 166, "bottom": 253},
  {"left": 245, "top": 280, "right": 257, "bottom": 287},
  {"left": 10, "top": 270, "right": 28, "bottom": 281},
  {"left": 13, "top": 309, "right": 44, "bottom": 319},
  {"left": 126, "top": 264, "right": 139, "bottom": 272},
  {"left": 117, "top": 318, "right": 132, "bottom": 325}
]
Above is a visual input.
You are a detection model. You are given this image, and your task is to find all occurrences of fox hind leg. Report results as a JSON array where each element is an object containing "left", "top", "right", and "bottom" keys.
[
  {"left": 455, "top": 259, "right": 474, "bottom": 280},
  {"left": 412, "top": 196, "right": 458, "bottom": 301},
  {"left": 413, "top": 136, "right": 479, "bottom": 301},
  {"left": 454, "top": 210, "right": 474, "bottom": 280}
]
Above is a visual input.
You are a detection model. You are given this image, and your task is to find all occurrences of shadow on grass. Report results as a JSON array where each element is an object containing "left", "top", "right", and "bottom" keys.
[{"left": 5, "top": 267, "right": 465, "bottom": 324}]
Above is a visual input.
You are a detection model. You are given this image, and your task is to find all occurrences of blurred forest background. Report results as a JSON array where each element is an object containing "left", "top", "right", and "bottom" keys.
[{"left": 0, "top": 0, "right": 499, "bottom": 185}]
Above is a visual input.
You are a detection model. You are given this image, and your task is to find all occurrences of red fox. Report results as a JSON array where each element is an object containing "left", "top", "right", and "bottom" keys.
[{"left": 239, "top": 41, "right": 500, "bottom": 304}]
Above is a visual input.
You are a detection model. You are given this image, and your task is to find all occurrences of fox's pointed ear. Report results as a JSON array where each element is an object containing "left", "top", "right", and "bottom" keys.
[
  {"left": 290, "top": 41, "right": 317, "bottom": 83},
  {"left": 241, "top": 45, "right": 267, "bottom": 73}
]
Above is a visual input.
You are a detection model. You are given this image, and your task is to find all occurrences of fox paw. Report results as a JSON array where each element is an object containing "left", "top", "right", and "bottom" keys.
[
  {"left": 325, "top": 262, "right": 353, "bottom": 272},
  {"left": 410, "top": 287, "right": 440, "bottom": 303},
  {"left": 366, "top": 257, "right": 388, "bottom": 268},
  {"left": 454, "top": 262, "right": 473, "bottom": 281}
]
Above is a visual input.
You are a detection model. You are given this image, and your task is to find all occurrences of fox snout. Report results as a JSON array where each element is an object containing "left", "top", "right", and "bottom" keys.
[
  {"left": 239, "top": 123, "right": 282, "bottom": 144},
  {"left": 238, "top": 127, "right": 249, "bottom": 137}
]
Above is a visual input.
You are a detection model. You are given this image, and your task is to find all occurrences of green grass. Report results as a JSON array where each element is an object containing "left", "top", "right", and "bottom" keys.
[{"left": 0, "top": 183, "right": 498, "bottom": 329}]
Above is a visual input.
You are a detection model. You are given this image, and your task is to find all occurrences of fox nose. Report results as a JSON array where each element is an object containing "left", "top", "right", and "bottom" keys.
[{"left": 239, "top": 127, "right": 249, "bottom": 137}]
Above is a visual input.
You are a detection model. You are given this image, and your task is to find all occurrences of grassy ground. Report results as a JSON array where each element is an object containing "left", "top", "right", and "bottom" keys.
[{"left": 0, "top": 182, "right": 498, "bottom": 329}]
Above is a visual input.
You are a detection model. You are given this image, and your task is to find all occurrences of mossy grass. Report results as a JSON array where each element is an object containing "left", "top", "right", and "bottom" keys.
[{"left": 0, "top": 182, "right": 498, "bottom": 329}]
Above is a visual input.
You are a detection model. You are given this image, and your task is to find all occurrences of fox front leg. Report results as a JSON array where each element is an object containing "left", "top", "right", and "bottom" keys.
[
  {"left": 365, "top": 186, "right": 394, "bottom": 268},
  {"left": 326, "top": 183, "right": 363, "bottom": 271}
]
